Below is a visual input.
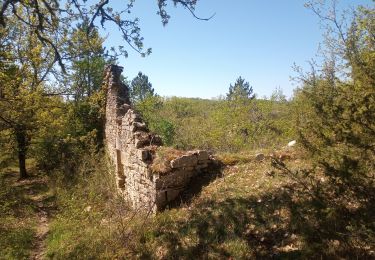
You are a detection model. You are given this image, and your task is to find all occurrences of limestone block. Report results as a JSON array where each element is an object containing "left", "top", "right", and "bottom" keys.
[
  {"left": 196, "top": 163, "right": 209, "bottom": 171},
  {"left": 131, "top": 122, "right": 148, "bottom": 132},
  {"left": 127, "top": 110, "right": 142, "bottom": 122},
  {"left": 156, "top": 191, "right": 167, "bottom": 206},
  {"left": 185, "top": 170, "right": 195, "bottom": 179},
  {"left": 170, "top": 155, "right": 198, "bottom": 169},
  {"left": 197, "top": 159, "right": 210, "bottom": 165},
  {"left": 134, "top": 132, "right": 151, "bottom": 148},
  {"left": 197, "top": 150, "right": 209, "bottom": 161},
  {"left": 155, "top": 171, "right": 191, "bottom": 189},
  {"left": 165, "top": 188, "right": 184, "bottom": 202},
  {"left": 118, "top": 104, "right": 131, "bottom": 115},
  {"left": 149, "top": 135, "right": 163, "bottom": 146},
  {"left": 117, "top": 178, "right": 125, "bottom": 189},
  {"left": 255, "top": 153, "right": 265, "bottom": 161},
  {"left": 137, "top": 149, "right": 150, "bottom": 162}
]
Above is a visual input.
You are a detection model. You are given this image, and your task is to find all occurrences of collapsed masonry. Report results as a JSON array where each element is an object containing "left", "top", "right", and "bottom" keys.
[{"left": 104, "top": 65, "right": 219, "bottom": 212}]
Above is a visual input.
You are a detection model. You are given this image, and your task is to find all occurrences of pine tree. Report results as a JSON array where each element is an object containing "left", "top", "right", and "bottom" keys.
[
  {"left": 226, "top": 77, "right": 255, "bottom": 101},
  {"left": 130, "top": 72, "right": 156, "bottom": 104}
]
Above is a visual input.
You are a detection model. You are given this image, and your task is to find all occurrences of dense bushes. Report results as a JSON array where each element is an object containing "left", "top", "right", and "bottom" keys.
[
  {"left": 135, "top": 96, "right": 295, "bottom": 152},
  {"left": 294, "top": 5, "right": 374, "bottom": 196},
  {"left": 266, "top": 6, "right": 375, "bottom": 256}
]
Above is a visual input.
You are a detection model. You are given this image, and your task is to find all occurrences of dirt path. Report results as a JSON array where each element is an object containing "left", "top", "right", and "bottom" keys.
[
  {"left": 29, "top": 193, "right": 50, "bottom": 260},
  {"left": 12, "top": 175, "right": 54, "bottom": 260}
]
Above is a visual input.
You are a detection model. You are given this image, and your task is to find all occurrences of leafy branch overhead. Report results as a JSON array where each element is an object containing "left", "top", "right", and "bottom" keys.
[{"left": 0, "top": 0, "right": 213, "bottom": 72}]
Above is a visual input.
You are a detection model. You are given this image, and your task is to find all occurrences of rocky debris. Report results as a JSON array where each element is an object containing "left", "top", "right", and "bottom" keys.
[
  {"left": 118, "top": 104, "right": 131, "bottom": 115},
  {"left": 137, "top": 149, "right": 151, "bottom": 162},
  {"left": 104, "top": 65, "right": 218, "bottom": 212},
  {"left": 131, "top": 122, "right": 148, "bottom": 132},
  {"left": 278, "top": 153, "right": 291, "bottom": 161},
  {"left": 255, "top": 153, "right": 265, "bottom": 161},
  {"left": 263, "top": 140, "right": 298, "bottom": 163},
  {"left": 269, "top": 151, "right": 292, "bottom": 162},
  {"left": 84, "top": 206, "right": 92, "bottom": 212},
  {"left": 170, "top": 154, "right": 198, "bottom": 169},
  {"left": 196, "top": 150, "right": 209, "bottom": 161}
]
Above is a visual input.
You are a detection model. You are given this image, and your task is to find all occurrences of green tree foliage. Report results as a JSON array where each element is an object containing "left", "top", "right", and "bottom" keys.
[
  {"left": 270, "top": 87, "right": 287, "bottom": 102},
  {"left": 0, "top": 11, "right": 59, "bottom": 178},
  {"left": 226, "top": 77, "right": 255, "bottom": 101},
  {"left": 65, "top": 22, "right": 109, "bottom": 145},
  {"left": 0, "top": 0, "right": 206, "bottom": 70},
  {"left": 0, "top": 0, "right": 210, "bottom": 176},
  {"left": 67, "top": 20, "right": 107, "bottom": 101},
  {"left": 136, "top": 96, "right": 294, "bottom": 152},
  {"left": 130, "top": 73, "right": 177, "bottom": 145},
  {"left": 33, "top": 23, "right": 110, "bottom": 171},
  {"left": 294, "top": 3, "right": 375, "bottom": 194},
  {"left": 133, "top": 95, "right": 175, "bottom": 146},
  {"left": 223, "top": 77, "right": 267, "bottom": 151},
  {"left": 0, "top": 8, "right": 109, "bottom": 175},
  {"left": 0, "top": 65, "right": 40, "bottom": 178},
  {"left": 130, "top": 72, "right": 155, "bottom": 104}
]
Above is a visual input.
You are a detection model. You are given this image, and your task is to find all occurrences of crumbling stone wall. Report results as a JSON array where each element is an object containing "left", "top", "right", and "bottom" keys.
[{"left": 104, "top": 65, "right": 217, "bottom": 212}]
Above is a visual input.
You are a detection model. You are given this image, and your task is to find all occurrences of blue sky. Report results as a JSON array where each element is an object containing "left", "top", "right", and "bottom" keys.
[{"left": 103, "top": 0, "right": 372, "bottom": 99}]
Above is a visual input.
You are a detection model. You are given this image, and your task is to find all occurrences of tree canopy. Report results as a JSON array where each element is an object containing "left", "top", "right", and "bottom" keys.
[
  {"left": 226, "top": 77, "right": 255, "bottom": 101},
  {"left": 130, "top": 72, "right": 155, "bottom": 104},
  {"left": 0, "top": 0, "right": 211, "bottom": 71},
  {"left": 0, "top": 18, "right": 54, "bottom": 178},
  {"left": 294, "top": 2, "right": 375, "bottom": 194}
]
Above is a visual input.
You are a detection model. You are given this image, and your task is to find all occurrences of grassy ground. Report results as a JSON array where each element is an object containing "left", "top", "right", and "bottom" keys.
[
  {"left": 0, "top": 161, "right": 55, "bottom": 260},
  {"left": 132, "top": 156, "right": 307, "bottom": 259},
  {"left": 126, "top": 152, "right": 374, "bottom": 259},
  {"left": 1, "top": 150, "right": 374, "bottom": 259}
]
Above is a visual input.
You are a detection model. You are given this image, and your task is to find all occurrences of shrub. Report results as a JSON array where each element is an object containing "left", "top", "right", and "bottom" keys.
[{"left": 294, "top": 5, "right": 375, "bottom": 195}]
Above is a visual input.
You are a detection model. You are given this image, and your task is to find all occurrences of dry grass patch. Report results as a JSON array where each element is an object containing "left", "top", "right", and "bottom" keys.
[
  {"left": 130, "top": 153, "right": 375, "bottom": 259},
  {"left": 150, "top": 146, "right": 186, "bottom": 174},
  {"left": 216, "top": 152, "right": 255, "bottom": 166}
]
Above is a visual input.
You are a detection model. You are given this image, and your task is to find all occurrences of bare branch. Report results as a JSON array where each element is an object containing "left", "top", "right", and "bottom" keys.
[
  {"left": 174, "top": 0, "right": 215, "bottom": 21},
  {"left": 35, "top": 30, "right": 66, "bottom": 73},
  {"left": 1, "top": 0, "right": 211, "bottom": 72},
  {"left": 0, "top": 114, "right": 14, "bottom": 127},
  {"left": 0, "top": 0, "right": 19, "bottom": 27}
]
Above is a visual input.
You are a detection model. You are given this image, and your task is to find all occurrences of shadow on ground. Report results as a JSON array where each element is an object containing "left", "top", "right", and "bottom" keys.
[
  {"left": 0, "top": 167, "right": 56, "bottom": 259},
  {"left": 168, "top": 167, "right": 224, "bottom": 209},
  {"left": 137, "top": 180, "right": 375, "bottom": 259}
]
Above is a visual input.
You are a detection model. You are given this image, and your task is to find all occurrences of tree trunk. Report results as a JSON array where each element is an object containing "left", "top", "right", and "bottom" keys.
[
  {"left": 16, "top": 129, "right": 29, "bottom": 179},
  {"left": 18, "top": 148, "right": 28, "bottom": 179}
]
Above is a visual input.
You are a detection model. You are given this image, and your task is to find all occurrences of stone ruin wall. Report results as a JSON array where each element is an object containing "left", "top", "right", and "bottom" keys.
[{"left": 104, "top": 65, "right": 217, "bottom": 212}]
